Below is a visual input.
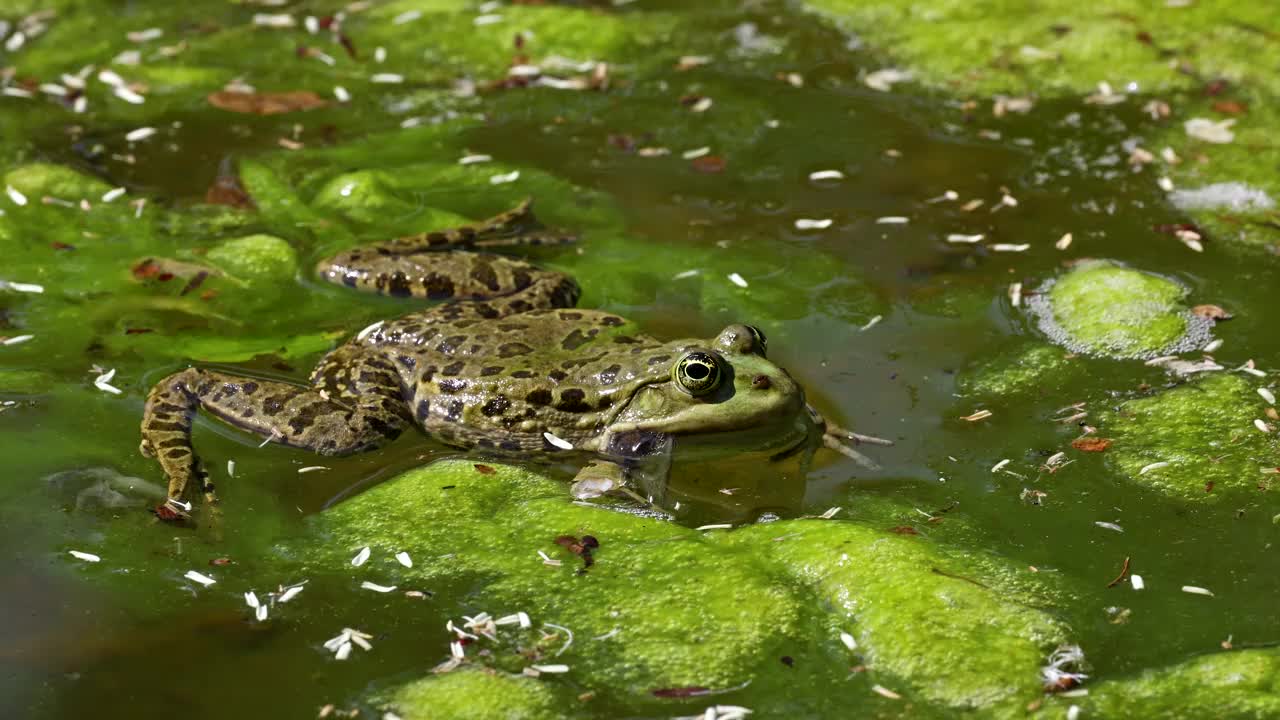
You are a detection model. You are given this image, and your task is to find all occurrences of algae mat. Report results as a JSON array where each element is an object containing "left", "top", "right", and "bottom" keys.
[{"left": 1, "top": 1, "right": 1278, "bottom": 718}]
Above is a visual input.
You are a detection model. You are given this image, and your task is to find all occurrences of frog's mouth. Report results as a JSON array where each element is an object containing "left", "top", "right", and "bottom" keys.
[{"left": 601, "top": 381, "right": 811, "bottom": 459}]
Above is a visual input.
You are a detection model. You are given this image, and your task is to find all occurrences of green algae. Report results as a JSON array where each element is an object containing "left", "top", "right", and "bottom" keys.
[
  {"left": 1038, "top": 260, "right": 1202, "bottom": 359},
  {"left": 205, "top": 234, "right": 298, "bottom": 282},
  {"left": 802, "top": 0, "right": 1280, "bottom": 251},
  {"left": 1056, "top": 648, "right": 1280, "bottom": 718},
  {"left": 389, "top": 669, "right": 574, "bottom": 720},
  {"left": 307, "top": 460, "right": 1074, "bottom": 716},
  {"left": 1100, "top": 373, "right": 1280, "bottom": 502}
]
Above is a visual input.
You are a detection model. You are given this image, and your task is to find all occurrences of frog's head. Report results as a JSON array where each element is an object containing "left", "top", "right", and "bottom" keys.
[{"left": 601, "top": 324, "right": 813, "bottom": 458}]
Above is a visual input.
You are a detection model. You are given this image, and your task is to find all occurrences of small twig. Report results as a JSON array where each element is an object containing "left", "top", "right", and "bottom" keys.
[
  {"left": 1106, "top": 556, "right": 1132, "bottom": 588},
  {"left": 930, "top": 567, "right": 990, "bottom": 589}
]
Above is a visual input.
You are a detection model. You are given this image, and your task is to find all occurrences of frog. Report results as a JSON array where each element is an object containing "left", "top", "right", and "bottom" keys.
[{"left": 139, "top": 199, "right": 889, "bottom": 522}]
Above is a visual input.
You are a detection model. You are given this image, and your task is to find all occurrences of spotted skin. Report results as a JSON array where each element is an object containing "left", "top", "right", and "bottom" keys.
[{"left": 140, "top": 198, "right": 846, "bottom": 521}]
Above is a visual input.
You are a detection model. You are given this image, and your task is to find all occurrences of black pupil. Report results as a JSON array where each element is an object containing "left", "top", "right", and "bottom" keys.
[{"left": 686, "top": 362, "right": 710, "bottom": 380}]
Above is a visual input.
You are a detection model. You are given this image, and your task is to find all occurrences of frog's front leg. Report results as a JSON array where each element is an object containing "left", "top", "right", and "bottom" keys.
[{"left": 140, "top": 354, "right": 409, "bottom": 521}]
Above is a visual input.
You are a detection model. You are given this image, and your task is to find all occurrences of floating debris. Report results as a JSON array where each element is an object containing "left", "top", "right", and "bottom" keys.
[
  {"left": 1184, "top": 117, "right": 1235, "bottom": 144},
  {"left": 297, "top": 465, "right": 328, "bottom": 474},
  {"left": 991, "top": 459, "right": 1011, "bottom": 473},
  {"left": 1131, "top": 574, "right": 1145, "bottom": 590},
  {"left": 489, "top": 171, "right": 520, "bottom": 185},
  {"left": 808, "top": 170, "right": 844, "bottom": 181},
  {"left": 371, "top": 73, "right": 404, "bottom": 84},
  {"left": 1254, "top": 419, "right": 1272, "bottom": 433},
  {"left": 395, "top": 551, "right": 413, "bottom": 568},
  {"left": 946, "top": 233, "right": 984, "bottom": 244},
  {"left": 277, "top": 584, "right": 305, "bottom": 603},
  {"left": 696, "top": 524, "right": 733, "bottom": 531},
  {"left": 863, "top": 68, "right": 912, "bottom": 92},
  {"left": 101, "top": 187, "right": 126, "bottom": 202},
  {"left": 875, "top": 216, "right": 909, "bottom": 224},
  {"left": 926, "top": 190, "right": 959, "bottom": 203},
  {"left": 360, "top": 581, "right": 397, "bottom": 593},
  {"left": 94, "top": 368, "right": 123, "bottom": 395},
  {"left": 69, "top": 550, "right": 101, "bottom": 563},
  {"left": 727, "top": 273, "right": 748, "bottom": 288},
  {"left": 839, "top": 631, "right": 857, "bottom": 651},
  {"left": 0, "top": 280, "right": 43, "bottom": 293},
  {"left": 184, "top": 570, "right": 216, "bottom": 587},
  {"left": 1056, "top": 233, "right": 1073, "bottom": 250},
  {"left": 1259, "top": 388, "right": 1276, "bottom": 405},
  {"left": 324, "top": 628, "right": 373, "bottom": 660},
  {"left": 1181, "top": 585, "right": 1214, "bottom": 597},
  {"left": 870, "top": 685, "right": 902, "bottom": 700},
  {"left": 960, "top": 410, "right": 993, "bottom": 422},
  {"left": 351, "top": 546, "right": 371, "bottom": 567},
  {"left": 6, "top": 185, "right": 28, "bottom": 206},
  {"left": 681, "top": 146, "right": 710, "bottom": 159},
  {"left": 794, "top": 218, "right": 832, "bottom": 230},
  {"left": 860, "top": 315, "right": 882, "bottom": 332},
  {"left": 458, "top": 154, "right": 492, "bottom": 165},
  {"left": 990, "top": 243, "right": 1030, "bottom": 252},
  {"left": 2, "top": 335, "right": 35, "bottom": 346},
  {"left": 1138, "top": 462, "right": 1170, "bottom": 475},
  {"left": 1095, "top": 521, "right": 1124, "bottom": 533},
  {"left": 528, "top": 664, "right": 569, "bottom": 674}
]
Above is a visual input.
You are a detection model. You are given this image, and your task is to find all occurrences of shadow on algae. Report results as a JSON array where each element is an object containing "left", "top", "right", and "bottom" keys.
[{"left": 0, "top": 1, "right": 1278, "bottom": 719}]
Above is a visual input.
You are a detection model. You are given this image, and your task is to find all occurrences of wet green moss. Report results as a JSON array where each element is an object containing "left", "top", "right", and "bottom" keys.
[
  {"left": 1041, "top": 261, "right": 1199, "bottom": 359},
  {"left": 1101, "top": 373, "right": 1280, "bottom": 502}
]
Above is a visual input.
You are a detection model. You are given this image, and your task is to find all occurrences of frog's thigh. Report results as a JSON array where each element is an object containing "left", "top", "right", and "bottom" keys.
[{"left": 142, "top": 367, "right": 408, "bottom": 501}]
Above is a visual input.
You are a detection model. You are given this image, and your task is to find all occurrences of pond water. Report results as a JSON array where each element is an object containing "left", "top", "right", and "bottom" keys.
[{"left": 2, "top": 1, "right": 1277, "bottom": 718}]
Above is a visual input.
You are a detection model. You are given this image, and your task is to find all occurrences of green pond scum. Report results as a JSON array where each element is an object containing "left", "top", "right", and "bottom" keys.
[{"left": 0, "top": 0, "right": 1277, "bottom": 718}]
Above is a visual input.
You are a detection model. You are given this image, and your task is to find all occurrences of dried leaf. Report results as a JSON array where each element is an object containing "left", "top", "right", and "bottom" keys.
[
  {"left": 473, "top": 463, "right": 496, "bottom": 475},
  {"left": 690, "top": 155, "right": 727, "bottom": 174},
  {"left": 1191, "top": 304, "right": 1232, "bottom": 320},
  {"left": 208, "top": 90, "right": 327, "bottom": 115},
  {"left": 1212, "top": 100, "right": 1248, "bottom": 115},
  {"left": 1071, "top": 437, "right": 1113, "bottom": 452}
]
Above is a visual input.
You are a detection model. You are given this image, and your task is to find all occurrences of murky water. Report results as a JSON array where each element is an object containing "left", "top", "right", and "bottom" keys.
[{"left": 1, "top": 1, "right": 1277, "bottom": 717}]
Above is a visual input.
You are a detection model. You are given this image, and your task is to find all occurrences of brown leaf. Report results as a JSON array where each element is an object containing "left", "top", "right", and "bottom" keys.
[
  {"left": 208, "top": 90, "right": 327, "bottom": 115},
  {"left": 1191, "top": 304, "right": 1232, "bottom": 321},
  {"left": 1071, "top": 437, "right": 1112, "bottom": 452},
  {"left": 205, "top": 175, "right": 254, "bottom": 209},
  {"left": 690, "top": 155, "right": 727, "bottom": 174},
  {"left": 473, "top": 464, "right": 496, "bottom": 475},
  {"left": 1212, "top": 100, "right": 1248, "bottom": 115}
]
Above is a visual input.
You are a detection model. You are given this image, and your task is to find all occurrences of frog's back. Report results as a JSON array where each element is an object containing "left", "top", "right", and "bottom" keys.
[{"left": 368, "top": 309, "right": 676, "bottom": 449}]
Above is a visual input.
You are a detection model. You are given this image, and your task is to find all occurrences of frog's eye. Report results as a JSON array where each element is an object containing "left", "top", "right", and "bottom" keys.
[
  {"left": 672, "top": 351, "right": 722, "bottom": 396},
  {"left": 746, "top": 325, "right": 768, "bottom": 356}
]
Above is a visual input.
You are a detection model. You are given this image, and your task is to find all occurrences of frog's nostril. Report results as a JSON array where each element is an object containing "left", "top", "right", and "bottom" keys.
[{"left": 751, "top": 374, "right": 771, "bottom": 389}]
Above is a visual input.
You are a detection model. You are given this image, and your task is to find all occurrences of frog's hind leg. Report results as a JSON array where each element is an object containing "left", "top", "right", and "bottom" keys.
[
  {"left": 141, "top": 355, "right": 409, "bottom": 521},
  {"left": 374, "top": 198, "right": 576, "bottom": 253}
]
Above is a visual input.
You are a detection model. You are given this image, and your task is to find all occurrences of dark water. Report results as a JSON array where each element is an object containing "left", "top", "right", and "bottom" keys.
[{"left": 0, "top": 0, "right": 1277, "bottom": 717}]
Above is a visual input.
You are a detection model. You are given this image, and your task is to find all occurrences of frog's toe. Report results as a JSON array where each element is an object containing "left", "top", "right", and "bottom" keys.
[{"left": 152, "top": 498, "right": 193, "bottom": 523}]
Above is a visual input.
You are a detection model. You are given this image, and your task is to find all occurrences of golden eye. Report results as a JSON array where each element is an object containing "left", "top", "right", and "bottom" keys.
[
  {"left": 672, "top": 351, "right": 721, "bottom": 395},
  {"left": 746, "top": 325, "right": 768, "bottom": 356}
]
